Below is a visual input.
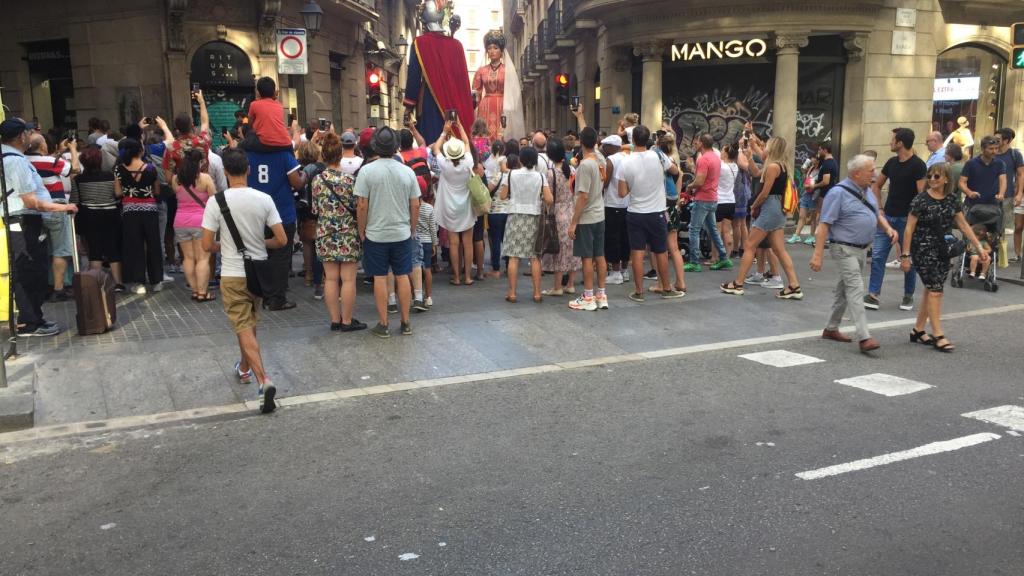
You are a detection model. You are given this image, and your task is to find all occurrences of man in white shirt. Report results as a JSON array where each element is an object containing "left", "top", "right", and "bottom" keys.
[
  {"left": 617, "top": 124, "right": 684, "bottom": 301},
  {"left": 206, "top": 149, "right": 228, "bottom": 192},
  {"left": 601, "top": 135, "right": 630, "bottom": 284},
  {"left": 532, "top": 132, "right": 551, "bottom": 174},
  {"left": 339, "top": 131, "right": 364, "bottom": 175},
  {"left": 201, "top": 148, "right": 288, "bottom": 414}
]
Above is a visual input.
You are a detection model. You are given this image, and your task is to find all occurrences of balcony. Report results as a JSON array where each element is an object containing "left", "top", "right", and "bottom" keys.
[
  {"left": 510, "top": 0, "right": 527, "bottom": 33},
  {"left": 546, "top": 2, "right": 560, "bottom": 49}
]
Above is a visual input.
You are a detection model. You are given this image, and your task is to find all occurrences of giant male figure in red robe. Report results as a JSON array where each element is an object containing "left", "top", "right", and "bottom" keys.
[{"left": 403, "top": 0, "right": 475, "bottom": 144}]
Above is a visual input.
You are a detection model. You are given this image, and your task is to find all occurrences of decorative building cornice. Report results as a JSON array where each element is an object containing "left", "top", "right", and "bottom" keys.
[
  {"left": 258, "top": 0, "right": 282, "bottom": 55},
  {"left": 167, "top": 0, "right": 189, "bottom": 53},
  {"left": 585, "top": 0, "right": 883, "bottom": 26},
  {"left": 633, "top": 41, "right": 670, "bottom": 62},
  {"left": 774, "top": 33, "right": 809, "bottom": 53},
  {"left": 842, "top": 31, "right": 869, "bottom": 62}
]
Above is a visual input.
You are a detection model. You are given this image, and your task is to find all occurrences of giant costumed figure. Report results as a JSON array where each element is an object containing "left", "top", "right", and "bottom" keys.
[
  {"left": 403, "top": 0, "right": 475, "bottom": 144},
  {"left": 472, "top": 30, "right": 525, "bottom": 142}
]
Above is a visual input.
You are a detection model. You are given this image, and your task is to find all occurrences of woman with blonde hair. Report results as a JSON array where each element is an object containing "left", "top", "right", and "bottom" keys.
[{"left": 721, "top": 137, "right": 803, "bottom": 299}]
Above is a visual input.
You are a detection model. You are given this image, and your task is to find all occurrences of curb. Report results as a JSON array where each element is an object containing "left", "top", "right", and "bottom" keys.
[{"left": 0, "top": 361, "right": 36, "bottom": 432}]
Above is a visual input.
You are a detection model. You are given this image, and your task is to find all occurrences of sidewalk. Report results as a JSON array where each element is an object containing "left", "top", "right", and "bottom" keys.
[{"left": 10, "top": 243, "right": 1021, "bottom": 428}]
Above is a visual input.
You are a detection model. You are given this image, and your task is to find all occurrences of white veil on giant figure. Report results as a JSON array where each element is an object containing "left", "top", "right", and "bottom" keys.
[{"left": 502, "top": 53, "right": 526, "bottom": 140}]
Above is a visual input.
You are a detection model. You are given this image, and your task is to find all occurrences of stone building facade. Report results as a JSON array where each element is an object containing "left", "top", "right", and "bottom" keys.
[
  {"left": 507, "top": 0, "right": 1024, "bottom": 167},
  {"left": 1, "top": 0, "right": 419, "bottom": 139}
]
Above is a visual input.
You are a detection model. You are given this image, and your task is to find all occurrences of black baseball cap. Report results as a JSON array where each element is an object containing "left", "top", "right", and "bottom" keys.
[{"left": 0, "top": 118, "right": 29, "bottom": 139}]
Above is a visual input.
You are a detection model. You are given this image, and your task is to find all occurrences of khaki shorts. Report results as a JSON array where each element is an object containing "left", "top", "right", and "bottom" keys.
[{"left": 220, "top": 276, "right": 260, "bottom": 333}]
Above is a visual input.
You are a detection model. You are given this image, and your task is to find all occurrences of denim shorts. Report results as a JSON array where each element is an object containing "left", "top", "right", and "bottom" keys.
[
  {"left": 421, "top": 242, "right": 434, "bottom": 267},
  {"left": 42, "top": 212, "right": 73, "bottom": 257},
  {"left": 799, "top": 192, "right": 816, "bottom": 211},
  {"left": 752, "top": 196, "right": 786, "bottom": 232},
  {"left": 363, "top": 237, "right": 412, "bottom": 276},
  {"left": 174, "top": 226, "right": 203, "bottom": 243},
  {"left": 410, "top": 237, "right": 424, "bottom": 268}
]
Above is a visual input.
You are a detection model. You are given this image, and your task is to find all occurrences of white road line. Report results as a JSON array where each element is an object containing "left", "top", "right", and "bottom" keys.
[
  {"left": 962, "top": 405, "right": 1024, "bottom": 432},
  {"left": 834, "top": 373, "right": 934, "bottom": 397},
  {"left": 738, "top": 350, "right": 825, "bottom": 368},
  {"left": 5, "top": 303, "right": 1024, "bottom": 446},
  {"left": 795, "top": 433, "right": 1001, "bottom": 480}
]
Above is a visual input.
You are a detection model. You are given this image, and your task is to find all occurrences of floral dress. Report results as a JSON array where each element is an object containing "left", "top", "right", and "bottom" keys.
[
  {"left": 541, "top": 166, "right": 581, "bottom": 273},
  {"left": 312, "top": 168, "right": 361, "bottom": 263},
  {"left": 910, "top": 191, "right": 962, "bottom": 292}
]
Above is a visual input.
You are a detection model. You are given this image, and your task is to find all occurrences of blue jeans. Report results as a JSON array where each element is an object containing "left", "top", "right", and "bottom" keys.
[
  {"left": 689, "top": 201, "right": 728, "bottom": 263},
  {"left": 868, "top": 215, "right": 916, "bottom": 296},
  {"left": 488, "top": 213, "right": 508, "bottom": 271}
]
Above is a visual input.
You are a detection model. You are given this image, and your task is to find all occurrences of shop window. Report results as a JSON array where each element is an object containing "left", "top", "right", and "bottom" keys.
[{"left": 933, "top": 44, "right": 1005, "bottom": 157}]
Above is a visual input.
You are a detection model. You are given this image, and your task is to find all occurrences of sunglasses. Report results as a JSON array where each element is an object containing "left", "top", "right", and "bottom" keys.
[{"left": 927, "top": 173, "right": 945, "bottom": 180}]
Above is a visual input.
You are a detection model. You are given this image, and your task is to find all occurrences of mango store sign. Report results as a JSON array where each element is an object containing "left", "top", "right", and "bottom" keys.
[{"left": 671, "top": 39, "right": 768, "bottom": 62}]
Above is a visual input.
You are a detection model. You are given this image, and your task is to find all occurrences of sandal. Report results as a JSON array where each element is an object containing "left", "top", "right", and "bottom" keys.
[
  {"left": 931, "top": 334, "right": 955, "bottom": 353},
  {"left": 505, "top": 295, "right": 517, "bottom": 303},
  {"left": 533, "top": 296, "right": 543, "bottom": 303},
  {"left": 195, "top": 292, "right": 217, "bottom": 302},
  {"left": 910, "top": 329, "right": 934, "bottom": 345},
  {"left": 191, "top": 292, "right": 200, "bottom": 301},
  {"left": 449, "top": 279, "right": 462, "bottom": 286},
  {"left": 720, "top": 281, "right": 745, "bottom": 295},
  {"left": 464, "top": 280, "right": 475, "bottom": 287}
]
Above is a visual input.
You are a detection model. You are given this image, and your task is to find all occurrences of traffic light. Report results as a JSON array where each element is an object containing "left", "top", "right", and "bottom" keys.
[
  {"left": 367, "top": 66, "right": 382, "bottom": 105},
  {"left": 1012, "top": 23, "right": 1024, "bottom": 70},
  {"left": 555, "top": 72, "right": 571, "bottom": 105}
]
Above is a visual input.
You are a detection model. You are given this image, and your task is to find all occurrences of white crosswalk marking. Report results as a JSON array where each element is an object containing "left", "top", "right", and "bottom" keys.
[
  {"left": 962, "top": 405, "right": 1024, "bottom": 432},
  {"left": 738, "top": 350, "right": 825, "bottom": 368},
  {"left": 834, "top": 373, "right": 934, "bottom": 397},
  {"left": 796, "top": 433, "right": 1001, "bottom": 480}
]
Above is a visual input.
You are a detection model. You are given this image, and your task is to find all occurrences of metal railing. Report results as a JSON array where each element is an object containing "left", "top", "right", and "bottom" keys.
[
  {"left": 562, "top": 0, "right": 576, "bottom": 30},
  {"left": 545, "top": 1, "right": 560, "bottom": 48},
  {"left": 536, "top": 21, "right": 546, "bottom": 60}
]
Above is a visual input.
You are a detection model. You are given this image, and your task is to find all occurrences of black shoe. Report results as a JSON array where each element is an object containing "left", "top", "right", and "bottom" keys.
[
  {"left": 18, "top": 323, "right": 60, "bottom": 337},
  {"left": 362, "top": 277, "right": 373, "bottom": 285},
  {"left": 643, "top": 268, "right": 658, "bottom": 280},
  {"left": 49, "top": 291, "right": 70, "bottom": 303},
  {"left": 339, "top": 319, "right": 368, "bottom": 332},
  {"left": 412, "top": 299, "right": 428, "bottom": 312},
  {"left": 113, "top": 284, "right": 126, "bottom": 293},
  {"left": 267, "top": 301, "right": 297, "bottom": 311},
  {"left": 387, "top": 303, "right": 399, "bottom": 315},
  {"left": 401, "top": 322, "right": 412, "bottom": 336},
  {"left": 259, "top": 384, "right": 277, "bottom": 414}
]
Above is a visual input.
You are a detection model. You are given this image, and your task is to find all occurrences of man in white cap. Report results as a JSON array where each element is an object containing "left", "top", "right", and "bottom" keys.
[{"left": 356, "top": 126, "right": 421, "bottom": 338}]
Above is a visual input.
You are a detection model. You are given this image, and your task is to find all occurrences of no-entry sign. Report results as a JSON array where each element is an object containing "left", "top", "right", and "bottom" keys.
[{"left": 277, "top": 28, "right": 308, "bottom": 75}]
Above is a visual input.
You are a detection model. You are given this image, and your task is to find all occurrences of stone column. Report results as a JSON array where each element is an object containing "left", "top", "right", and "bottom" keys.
[
  {"left": 773, "top": 34, "right": 808, "bottom": 170},
  {"left": 633, "top": 41, "right": 668, "bottom": 131},
  {"left": 840, "top": 32, "right": 869, "bottom": 175},
  {"left": 599, "top": 45, "right": 632, "bottom": 135}
]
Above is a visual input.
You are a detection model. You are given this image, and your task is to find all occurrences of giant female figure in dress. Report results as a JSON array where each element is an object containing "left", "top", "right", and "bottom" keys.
[{"left": 472, "top": 30, "right": 525, "bottom": 142}]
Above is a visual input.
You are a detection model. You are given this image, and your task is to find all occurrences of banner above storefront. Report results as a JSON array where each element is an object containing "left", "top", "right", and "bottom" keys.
[{"left": 933, "top": 76, "right": 980, "bottom": 101}]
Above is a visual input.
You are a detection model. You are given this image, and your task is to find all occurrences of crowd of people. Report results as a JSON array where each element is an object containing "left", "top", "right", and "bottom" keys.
[{"left": 3, "top": 75, "right": 1022, "bottom": 411}]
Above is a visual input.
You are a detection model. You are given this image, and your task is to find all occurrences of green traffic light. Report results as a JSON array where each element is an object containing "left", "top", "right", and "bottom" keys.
[{"left": 1015, "top": 47, "right": 1024, "bottom": 70}]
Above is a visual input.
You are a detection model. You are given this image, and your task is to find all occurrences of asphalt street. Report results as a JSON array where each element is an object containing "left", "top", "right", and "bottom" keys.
[{"left": 1, "top": 308, "right": 1022, "bottom": 575}]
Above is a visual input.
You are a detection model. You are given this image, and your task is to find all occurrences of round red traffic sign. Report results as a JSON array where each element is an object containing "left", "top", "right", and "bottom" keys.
[{"left": 279, "top": 36, "right": 304, "bottom": 59}]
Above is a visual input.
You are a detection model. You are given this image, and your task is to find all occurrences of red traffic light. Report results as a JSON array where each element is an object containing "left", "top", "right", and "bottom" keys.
[
  {"left": 367, "top": 68, "right": 382, "bottom": 88},
  {"left": 555, "top": 73, "right": 570, "bottom": 87}
]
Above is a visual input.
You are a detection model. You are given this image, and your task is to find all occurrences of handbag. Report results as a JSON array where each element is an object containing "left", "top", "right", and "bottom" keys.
[
  {"left": 214, "top": 192, "right": 274, "bottom": 298},
  {"left": 531, "top": 172, "right": 559, "bottom": 256},
  {"left": 469, "top": 174, "right": 491, "bottom": 217}
]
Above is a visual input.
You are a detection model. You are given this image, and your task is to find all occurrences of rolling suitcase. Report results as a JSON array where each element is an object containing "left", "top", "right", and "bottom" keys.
[{"left": 70, "top": 218, "right": 116, "bottom": 335}]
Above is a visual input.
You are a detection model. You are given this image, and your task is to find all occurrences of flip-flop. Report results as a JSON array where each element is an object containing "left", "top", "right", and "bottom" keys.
[
  {"left": 195, "top": 292, "right": 217, "bottom": 302},
  {"left": 505, "top": 295, "right": 517, "bottom": 303},
  {"left": 449, "top": 279, "right": 462, "bottom": 286}
]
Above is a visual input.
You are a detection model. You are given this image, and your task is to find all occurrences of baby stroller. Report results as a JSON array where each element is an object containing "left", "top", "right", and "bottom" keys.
[{"left": 950, "top": 203, "right": 1002, "bottom": 292}]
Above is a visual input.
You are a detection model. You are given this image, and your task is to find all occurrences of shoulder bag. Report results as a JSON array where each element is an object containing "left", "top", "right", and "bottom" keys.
[
  {"left": 534, "top": 172, "right": 560, "bottom": 256},
  {"left": 214, "top": 192, "right": 274, "bottom": 298},
  {"left": 469, "top": 173, "right": 492, "bottom": 217}
]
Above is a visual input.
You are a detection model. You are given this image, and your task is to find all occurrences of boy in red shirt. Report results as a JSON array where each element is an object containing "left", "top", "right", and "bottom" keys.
[{"left": 245, "top": 76, "right": 294, "bottom": 150}]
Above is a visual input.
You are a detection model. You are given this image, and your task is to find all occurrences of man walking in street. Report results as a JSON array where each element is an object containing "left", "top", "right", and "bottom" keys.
[
  {"left": 355, "top": 127, "right": 421, "bottom": 338},
  {"left": 246, "top": 127, "right": 306, "bottom": 311},
  {"left": 811, "top": 155, "right": 899, "bottom": 353},
  {"left": 618, "top": 124, "right": 684, "bottom": 301},
  {"left": 683, "top": 133, "right": 730, "bottom": 272},
  {"left": 960, "top": 135, "right": 1006, "bottom": 208},
  {"left": 996, "top": 128, "right": 1024, "bottom": 261},
  {"left": 866, "top": 127, "right": 926, "bottom": 312},
  {"left": 1, "top": 118, "right": 78, "bottom": 337},
  {"left": 568, "top": 127, "right": 608, "bottom": 311},
  {"left": 201, "top": 148, "right": 287, "bottom": 414},
  {"left": 924, "top": 131, "right": 947, "bottom": 168}
]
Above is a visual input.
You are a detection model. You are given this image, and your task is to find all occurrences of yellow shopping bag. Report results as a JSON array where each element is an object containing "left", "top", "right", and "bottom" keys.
[
  {"left": 999, "top": 238, "right": 1009, "bottom": 269},
  {"left": 0, "top": 221, "right": 9, "bottom": 323}
]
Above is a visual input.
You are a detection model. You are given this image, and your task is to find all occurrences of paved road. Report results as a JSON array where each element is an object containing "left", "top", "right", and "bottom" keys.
[
  {"left": 17, "top": 242, "right": 1024, "bottom": 427},
  {"left": 2, "top": 309, "right": 1022, "bottom": 575}
]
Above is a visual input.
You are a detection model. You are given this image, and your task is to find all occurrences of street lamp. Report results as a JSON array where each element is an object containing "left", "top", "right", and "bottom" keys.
[
  {"left": 300, "top": 0, "right": 324, "bottom": 39},
  {"left": 395, "top": 35, "right": 409, "bottom": 57}
]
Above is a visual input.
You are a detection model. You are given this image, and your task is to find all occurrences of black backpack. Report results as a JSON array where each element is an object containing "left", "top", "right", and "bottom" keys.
[{"left": 404, "top": 152, "right": 431, "bottom": 181}]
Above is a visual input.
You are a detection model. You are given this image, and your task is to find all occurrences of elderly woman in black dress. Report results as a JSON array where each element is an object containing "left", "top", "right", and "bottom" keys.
[{"left": 900, "top": 162, "right": 988, "bottom": 352}]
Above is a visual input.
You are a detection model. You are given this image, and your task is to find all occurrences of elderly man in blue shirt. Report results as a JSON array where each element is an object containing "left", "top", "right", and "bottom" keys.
[{"left": 810, "top": 154, "right": 899, "bottom": 353}]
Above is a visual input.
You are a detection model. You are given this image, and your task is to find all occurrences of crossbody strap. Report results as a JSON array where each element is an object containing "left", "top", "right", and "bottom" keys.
[
  {"left": 214, "top": 192, "right": 249, "bottom": 258},
  {"left": 835, "top": 183, "right": 876, "bottom": 215},
  {"left": 183, "top": 184, "right": 207, "bottom": 209}
]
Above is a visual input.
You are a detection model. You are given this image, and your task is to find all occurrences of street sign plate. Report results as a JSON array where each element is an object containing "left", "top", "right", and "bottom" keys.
[{"left": 277, "top": 29, "right": 308, "bottom": 75}]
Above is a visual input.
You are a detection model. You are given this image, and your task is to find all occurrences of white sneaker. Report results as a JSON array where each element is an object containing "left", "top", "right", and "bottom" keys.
[
  {"left": 150, "top": 282, "right": 163, "bottom": 293},
  {"left": 606, "top": 271, "right": 624, "bottom": 285},
  {"left": 132, "top": 284, "right": 147, "bottom": 294},
  {"left": 761, "top": 275, "right": 784, "bottom": 289},
  {"left": 745, "top": 272, "right": 766, "bottom": 284},
  {"left": 568, "top": 295, "right": 598, "bottom": 311},
  {"left": 425, "top": 296, "right": 433, "bottom": 307},
  {"left": 621, "top": 269, "right": 631, "bottom": 282},
  {"left": 162, "top": 273, "right": 173, "bottom": 283},
  {"left": 595, "top": 294, "right": 609, "bottom": 309},
  {"left": 885, "top": 258, "right": 901, "bottom": 269}
]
